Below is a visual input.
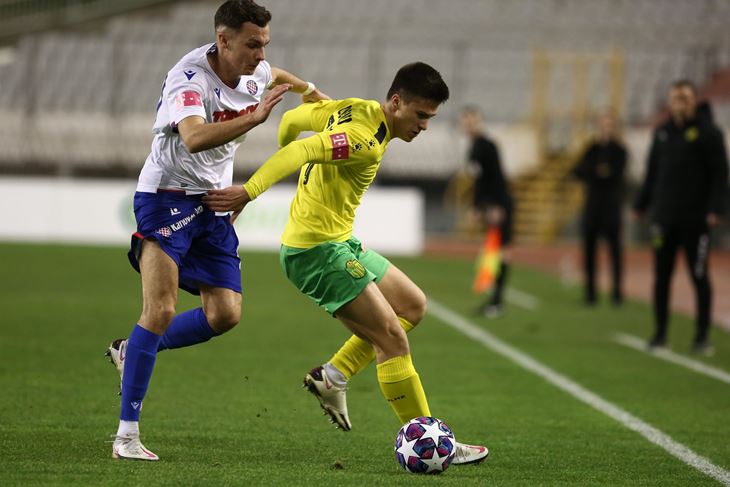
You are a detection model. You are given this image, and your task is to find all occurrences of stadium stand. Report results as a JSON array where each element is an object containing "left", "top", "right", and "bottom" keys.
[
  {"left": 0, "top": 0, "right": 728, "bottom": 241},
  {"left": 0, "top": 0, "right": 728, "bottom": 176}
]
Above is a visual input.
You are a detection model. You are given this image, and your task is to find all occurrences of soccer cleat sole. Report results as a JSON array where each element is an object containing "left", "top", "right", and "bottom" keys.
[
  {"left": 454, "top": 446, "right": 490, "bottom": 466},
  {"left": 105, "top": 342, "right": 123, "bottom": 396},
  {"left": 112, "top": 449, "right": 159, "bottom": 461},
  {"left": 302, "top": 375, "right": 351, "bottom": 432}
]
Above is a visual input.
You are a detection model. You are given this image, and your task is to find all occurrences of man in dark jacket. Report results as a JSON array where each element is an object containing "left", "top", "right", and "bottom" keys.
[
  {"left": 634, "top": 80, "right": 728, "bottom": 355},
  {"left": 573, "top": 112, "right": 628, "bottom": 306},
  {"left": 460, "top": 106, "right": 514, "bottom": 317}
]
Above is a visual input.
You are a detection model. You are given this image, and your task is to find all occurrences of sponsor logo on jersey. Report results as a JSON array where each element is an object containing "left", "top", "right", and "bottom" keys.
[
  {"left": 183, "top": 69, "right": 196, "bottom": 80},
  {"left": 330, "top": 132, "right": 349, "bottom": 160},
  {"left": 212, "top": 103, "right": 259, "bottom": 122},
  {"left": 175, "top": 90, "right": 203, "bottom": 109},
  {"left": 246, "top": 80, "right": 258, "bottom": 95}
]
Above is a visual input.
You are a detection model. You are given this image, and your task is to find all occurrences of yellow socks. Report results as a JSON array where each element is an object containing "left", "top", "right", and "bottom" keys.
[
  {"left": 329, "top": 317, "right": 415, "bottom": 379},
  {"left": 329, "top": 335, "right": 373, "bottom": 380},
  {"left": 376, "top": 354, "right": 431, "bottom": 424},
  {"left": 328, "top": 319, "right": 429, "bottom": 424},
  {"left": 397, "top": 317, "right": 416, "bottom": 333}
]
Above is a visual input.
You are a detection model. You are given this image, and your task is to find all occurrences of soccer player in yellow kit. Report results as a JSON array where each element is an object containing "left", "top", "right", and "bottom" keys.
[{"left": 204, "top": 62, "right": 488, "bottom": 465}]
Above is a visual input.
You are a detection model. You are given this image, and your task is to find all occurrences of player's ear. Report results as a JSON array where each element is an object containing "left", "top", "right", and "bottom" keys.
[{"left": 216, "top": 27, "right": 231, "bottom": 51}]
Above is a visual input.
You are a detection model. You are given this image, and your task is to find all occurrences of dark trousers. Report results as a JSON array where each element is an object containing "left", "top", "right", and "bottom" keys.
[
  {"left": 487, "top": 261, "right": 509, "bottom": 307},
  {"left": 583, "top": 223, "right": 623, "bottom": 303},
  {"left": 652, "top": 223, "right": 712, "bottom": 343}
]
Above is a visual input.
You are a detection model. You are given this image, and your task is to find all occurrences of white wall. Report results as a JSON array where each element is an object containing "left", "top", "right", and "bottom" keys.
[{"left": 0, "top": 177, "right": 424, "bottom": 255}]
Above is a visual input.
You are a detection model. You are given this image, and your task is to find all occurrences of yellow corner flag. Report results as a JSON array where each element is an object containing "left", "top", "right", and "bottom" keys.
[{"left": 472, "top": 227, "right": 502, "bottom": 294}]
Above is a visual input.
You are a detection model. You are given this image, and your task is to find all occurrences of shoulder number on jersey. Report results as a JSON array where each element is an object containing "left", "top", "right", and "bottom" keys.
[{"left": 326, "top": 105, "right": 353, "bottom": 131}]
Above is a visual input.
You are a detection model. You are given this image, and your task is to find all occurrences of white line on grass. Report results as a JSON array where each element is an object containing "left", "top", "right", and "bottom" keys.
[
  {"left": 504, "top": 287, "right": 540, "bottom": 310},
  {"left": 427, "top": 298, "right": 730, "bottom": 486},
  {"left": 613, "top": 333, "right": 730, "bottom": 385}
]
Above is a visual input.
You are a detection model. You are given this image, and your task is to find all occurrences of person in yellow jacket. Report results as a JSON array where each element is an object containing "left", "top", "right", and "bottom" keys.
[{"left": 204, "top": 62, "right": 488, "bottom": 465}]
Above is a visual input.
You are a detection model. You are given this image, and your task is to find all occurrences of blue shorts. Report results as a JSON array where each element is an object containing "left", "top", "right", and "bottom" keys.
[{"left": 128, "top": 191, "right": 241, "bottom": 296}]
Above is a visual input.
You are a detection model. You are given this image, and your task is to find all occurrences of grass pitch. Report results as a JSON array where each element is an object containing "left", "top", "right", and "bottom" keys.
[{"left": 0, "top": 243, "right": 728, "bottom": 486}]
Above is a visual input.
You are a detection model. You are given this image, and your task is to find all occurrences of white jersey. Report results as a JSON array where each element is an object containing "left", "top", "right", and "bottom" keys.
[{"left": 137, "top": 43, "right": 272, "bottom": 193}]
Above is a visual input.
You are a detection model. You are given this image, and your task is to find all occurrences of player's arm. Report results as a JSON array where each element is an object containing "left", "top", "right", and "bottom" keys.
[
  {"left": 633, "top": 134, "right": 659, "bottom": 217},
  {"left": 571, "top": 144, "right": 593, "bottom": 181},
  {"left": 203, "top": 133, "right": 328, "bottom": 212},
  {"left": 278, "top": 100, "right": 335, "bottom": 147},
  {"left": 177, "top": 84, "right": 291, "bottom": 153},
  {"left": 270, "top": 67, "right": 330, "bottom": 103},
  {"left": 706, "top": 127, "right": 729, "bottom": 224}
]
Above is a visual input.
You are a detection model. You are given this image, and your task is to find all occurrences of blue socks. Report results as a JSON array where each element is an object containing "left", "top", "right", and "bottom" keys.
[
  {"left": 120, "top": 325, "right": 161, "bottom": 421},
  {"left": 119, "top": 309, "right": 219, "bottom": 421},
  {"left": 158, "top": 307, "right": 218, "bottom": 351}
]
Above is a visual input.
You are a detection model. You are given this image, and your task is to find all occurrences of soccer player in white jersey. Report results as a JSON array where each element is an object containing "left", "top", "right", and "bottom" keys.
[{"left": 105, "top": 0, "right": 329, "bottom": 461}]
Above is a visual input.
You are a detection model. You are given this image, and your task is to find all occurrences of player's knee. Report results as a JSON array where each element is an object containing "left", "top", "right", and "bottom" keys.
[
  {"left": 376, "top": 320, "right": 410, "bottom": 357},
  {"left": 141, "top": 302, "right": 176, "bottom": 331},
  {"left": 400, "top": 288, "right": 428, "bottom": 327},
  {"left": 205, "top": 305, "right": 241, "bottom": 334}
]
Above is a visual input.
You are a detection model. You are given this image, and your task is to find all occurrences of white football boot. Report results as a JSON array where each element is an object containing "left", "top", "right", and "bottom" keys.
[
  {"left": 105, "top": 338, "right": 126, "bottom": 393},
  {"left": 303, "top": 366, "right": 352, "bottom": 431},
  {"left": 452, "top": 441, "right": 489, "bottom": 465},
  {"left": 112, "top": 434, "right": 159, "bottom": 461}
]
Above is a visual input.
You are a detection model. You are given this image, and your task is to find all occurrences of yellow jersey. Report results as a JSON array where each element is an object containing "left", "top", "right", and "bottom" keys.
[{"left": 243, "top": 98, "right": 391, "bottom": 248}]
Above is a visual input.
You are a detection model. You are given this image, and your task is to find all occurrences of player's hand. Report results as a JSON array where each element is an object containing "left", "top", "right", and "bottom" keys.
[
  {"left": 252, "top": 83, "right": 292, "bottom": 125},
  {"left": 595, "top": 162, "right": 612, "bottom": 178},
  {"left": 486, "top": 206, "right": 505, "bottom": 226},
  {"left": 302, "top": 88, "right": 331, "bottom": 103},
  {"left": 203, "top": 185, "right": 251, "bottom": 213},
  {"left": 707, "top": 213, "right": 720, "bottom": 227},
  {"left": 468, "top": 208, "right": 484, "bottom": 227}
]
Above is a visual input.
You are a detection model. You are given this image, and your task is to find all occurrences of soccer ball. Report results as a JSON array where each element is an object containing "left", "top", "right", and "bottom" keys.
[{"left": 394, "top": 416, "right": 456, "bottom": 474}]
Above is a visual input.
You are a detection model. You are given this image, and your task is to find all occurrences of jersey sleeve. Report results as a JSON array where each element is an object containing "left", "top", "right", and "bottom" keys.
[
  {"left": 244, "top": 125, "right": 373, "bottom": 200},
  {"left": 634, "top": 132, "right": 660, "bottom": 212},
  {"left": 706, "top": 127, "right": 729, "bottom": 215},
  {"left": 244, "top": 134, "right": 328, "bottom": 200},
  {"left": 278, "top": 100, "right": 339, "bottom": 147},
  {"left": 164, "top": 66, "right": 207, "bottom": 125}
]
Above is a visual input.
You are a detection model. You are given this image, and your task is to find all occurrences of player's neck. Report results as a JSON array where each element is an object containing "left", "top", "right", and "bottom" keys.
[
  {"left": 207, "top": 52, "right": 240, "bottom": 89},
  {"left": 381, "top": 102, "right": 396, "bottom": 139}
]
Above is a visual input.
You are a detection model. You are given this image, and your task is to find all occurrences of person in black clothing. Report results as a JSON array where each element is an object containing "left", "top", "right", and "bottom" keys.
[
  {"left": 459, "top": 106, "right": 514, "bottom": 317},
  {"left": 634, "top": 80, "right": 729, "bottom": 355},
  {"left": 572, "top": 112, "right": 628, "bottom": 306}
]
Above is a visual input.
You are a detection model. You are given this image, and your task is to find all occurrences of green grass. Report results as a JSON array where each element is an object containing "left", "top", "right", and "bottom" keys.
[{"left": 0, "top": 243, "right": 728, "bottom": 486}]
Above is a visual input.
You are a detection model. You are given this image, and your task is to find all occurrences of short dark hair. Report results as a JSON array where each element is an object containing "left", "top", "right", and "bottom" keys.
[
  {"left": 215, "top": 0, "right": 271, "bottom": 30},
  {"left": 387, "top": 62, "right": 450, "bottom": 105},
  {"left": 670, "top": 78, "right": 697, "bottom": 95}
]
